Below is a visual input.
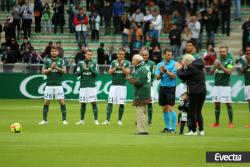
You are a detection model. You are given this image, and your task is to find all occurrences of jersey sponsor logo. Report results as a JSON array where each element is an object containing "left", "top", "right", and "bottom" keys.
[
  {"left": 82, "top": 72, "right": 92, "bottom": 75},
  {"left": 114, "top": 70, "right": 123, "bottom": 74}
]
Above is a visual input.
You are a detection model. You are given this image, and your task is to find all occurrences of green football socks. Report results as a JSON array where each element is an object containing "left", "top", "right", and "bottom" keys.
[
  {"left": 92, "top": 103, "right": 98, "bottom": 120},
  {"left": 227, "top": 105, "right": 233, "bottom": 123},
  {"left": 215, "top": 105, "right": 221, "bottom": 124},
  {"left": 43, "top": 105, "right": 49, "bottom": 121},
  {"left": 106, "top": 103, "right": 113, "bottom": 121},
  {"left": 118, "top": 104, "right": 124, "bottom": 121},
  {"left": 80, "top": 103, "right": 86, "bottom": 120},
  {"left": 60, "top": 104, "right": 67, "bottom": 121}
]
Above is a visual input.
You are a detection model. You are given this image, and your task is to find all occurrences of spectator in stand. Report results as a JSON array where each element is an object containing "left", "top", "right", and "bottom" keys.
[
  {"left": 173, "top": 0, "right": 187, "bottom": 19},
  {"left": 1, "top": 47, "right": 13, "bottom": 63},
  {"left": 56, "top": 41, "right": 64, "bottom": 58},
  {"left": 56, "top": 41, "right": 70, "bottom": 71},
  {"left": 29, "top": 47, "right": 40, "bottom": 73},
  {"left": 152, "top": 9, "right": 163, "bottom": 43},
  {"left": 148, "top": 35, "right": 159, "bottom": 55},
  {"left": 208, "top": 0, "right": 220, "bottom": 34},
  {"left": 20, "top": 37, "right": 31, "bottom": 56},
  {"left": 131, "top": 8, "right": 144, "bottom": 26},
  {"left": 171, "top": 10, "right": 185, "bottom": 32},
  {"left": 150, "top": 46, "right": 162, "bottom": 64},
  {"left": 29, "top": 47, "right": 39, "bottom": 64},
  {"left": 106, "top": 46, "right": 117, "bottom": 64},
  {"left": 22, "top": 46, "right": 31, "bottom": 63},
  {"left": 42, "top": 2, "right": 52, "bottom": 34},
  {"left": 143, "top": 9, "right": 154, "bottom": 43},
  {"left": 19, "top": 0, "right": 33, "bottom": 38},
  {"left": 52, "top": 0, "right": 65, "bottom": 34},
  {"left": 203, "top": 44, "right": 217, "bottom": 66},
  {"left": 90, "top": 11, "right": 100, "bottom": 42},
  {"left": 232, "top": 0, "right": 241, "bottom": 21},
  {"left": 3, "top": 17, "right": 15, "bottom": 46},
  {"left": 74, "top": 45, "right": 85, "bottom": 67},
  {"left": 112, "top": 0, "right": 124, "bottom": 34},
  {"left": 242, "top": 18, "right": 250, "bottom": 53},
  {"left": 102, "top": 0, "right": 112, "bottom": 34},
  {"left": 66, "top": 4, "right": 73, "bottom": 33},
  {"left": 180, "top": 25, "right": 192, "bottom": 56},
  {"left": 198, "top": 9, "right": 206, "bottom": 49},
  {"left": 12, "top": 6, "right": 21, "bottom": 40},
  {"left": 204, "top": 7, "right": 217, "bottom": 47},
  {"left": 41, "top": 41, "right": 53, "bottom": 58},
  {"left": 66, "top": 3, "right": 77, "bottom": 33},
  {"left": 188, "top": 14, "right": 201, "bottom": 51},
  {"left": 130, "top": 23, "right": 143, "bottom": 52},
  {"left": 1, "top": 46, "right": 15, "bottom": 73},
  {"left": 34, "top": 0, "right": 43, "bottom": 33},
  {"left": 159, "top": 0, "right": 173, "bottom": 33},
  {"left": 220, "top": 0, "right": 231, "bottom": 36},
  {"left": 169, "top": 24, "right": 181, "bottom": 59},
  {"left": 147, "top": 23, "right": 158, "bottom": 42},
  {"left": 97, "top": 43, "right": 106, "bottom": 65},
  {"left": 121, "top": 13, "right": 130, "bottom": 48},
  {"left": 73, "top": 7, "right": 89, "bottom": 48},
  {"left": 94, "top": 0, "right": 104, "bottom": 26},
  {"left": 10, "top": 38, "right": 21, "bottom": 62}
]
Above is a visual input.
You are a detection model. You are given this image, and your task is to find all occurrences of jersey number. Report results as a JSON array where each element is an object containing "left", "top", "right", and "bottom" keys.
[{"left": 147, "top": 72, "right": 151, "bottom": 83}]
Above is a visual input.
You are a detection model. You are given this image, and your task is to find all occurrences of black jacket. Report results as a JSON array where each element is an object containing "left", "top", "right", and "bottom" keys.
[
  {"left": 177, "top": 58, "right": 206, "bottom": 94},
  {"left": 102, "top": 5, "right": 112, "bottom": 21},
  {"left": 205, "top": 12, "right": 218, "bottom": 32},
  {"left": 97, "top": 47, "right": 106, "bottom": 65}
]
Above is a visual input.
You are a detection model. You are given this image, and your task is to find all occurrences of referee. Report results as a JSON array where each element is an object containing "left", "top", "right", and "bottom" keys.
[{"left": 155, "top": 49, "right": 177, "bottom": 133}]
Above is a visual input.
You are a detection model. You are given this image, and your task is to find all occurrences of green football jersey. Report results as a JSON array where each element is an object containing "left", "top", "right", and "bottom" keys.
[
  {"left": 110, "top": 59, "right": 131, "bottom": 85},
  {"left": 76, "top": 59, "right": 98, "bottom": 88},
  {"left": 242, "top": 59, "right": 250, "bottom": 86},
  {"left": 43, "top": 57, "right": 65, "bottom": 86},
  {"left": 132, "top": 64, "right": 151, "bottom": 100},
  {"left": 214, "top": 55, "right": 234, "bottom": 86},
  {"left": 145, "top": 59, "right": 156, "bottom": 84},
  {"left": 192, "top": 53, "right": 201, "bottom": 59}
]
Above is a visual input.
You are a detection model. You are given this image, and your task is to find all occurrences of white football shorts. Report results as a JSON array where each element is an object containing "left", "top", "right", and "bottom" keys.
[
  {"left": 79, "top": 87, "right": 97, "bottom": 103},
  {"left": 108, "top": 85, "right": 127, "bottom": 104},
  {"left": 44, "top": 86, "right": 64, "bottom": 100},
  {"left": 212, "top": 86, "right": 232, "bottom": 103}
]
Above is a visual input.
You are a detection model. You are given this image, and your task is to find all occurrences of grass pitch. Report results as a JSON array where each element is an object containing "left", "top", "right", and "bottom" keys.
[{"left": 0, "top": 99, "right": 250, "bottom": 167}]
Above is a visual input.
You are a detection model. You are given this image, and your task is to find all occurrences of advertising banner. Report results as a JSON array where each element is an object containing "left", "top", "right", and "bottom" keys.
[{"left": 0, "top": 73, "right": 245, "bottom": 101}]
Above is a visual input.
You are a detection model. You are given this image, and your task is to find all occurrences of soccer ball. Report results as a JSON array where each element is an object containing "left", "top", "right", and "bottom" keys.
[{"left": 10, "top": 123, "right": 22, "bottom": 133}]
